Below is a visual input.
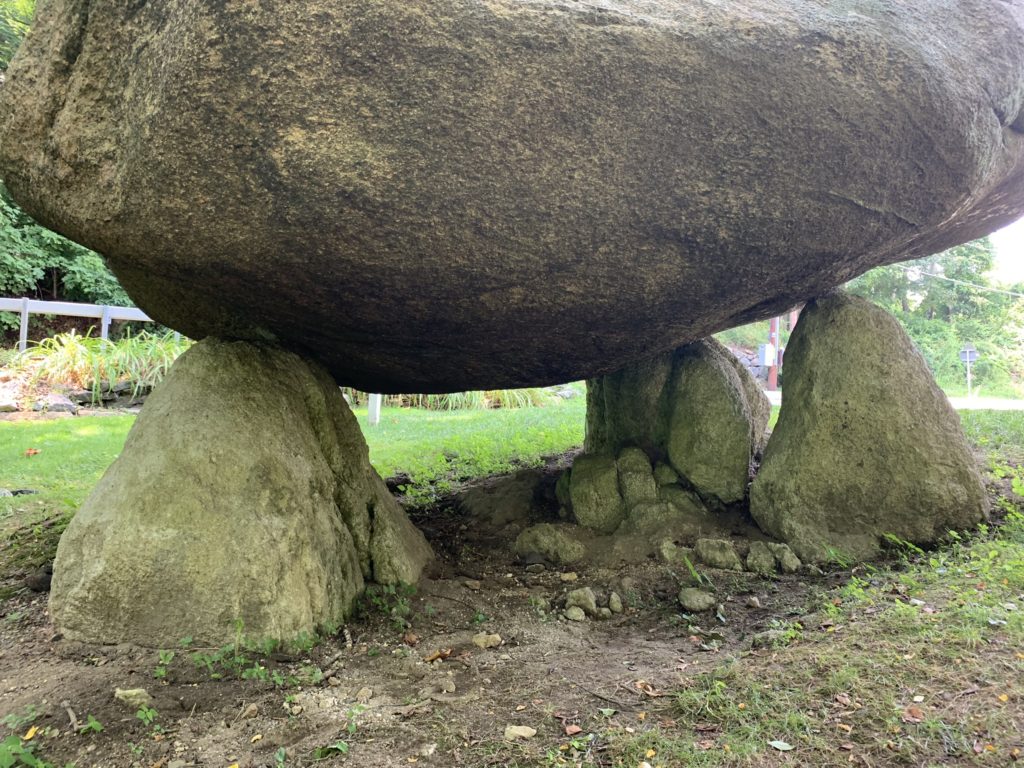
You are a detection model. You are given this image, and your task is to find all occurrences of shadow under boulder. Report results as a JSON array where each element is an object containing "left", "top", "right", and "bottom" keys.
[
  {"left": 750, "top": 292, "right": 989, "bottom": 562},
  {"left": 50, "top": 339, "right": 433, "bottom": 647}
]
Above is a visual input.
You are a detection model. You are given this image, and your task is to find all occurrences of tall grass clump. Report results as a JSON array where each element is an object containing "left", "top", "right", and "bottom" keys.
[{"left": 14, "top": 329, "right": 190, "bottom": 401}]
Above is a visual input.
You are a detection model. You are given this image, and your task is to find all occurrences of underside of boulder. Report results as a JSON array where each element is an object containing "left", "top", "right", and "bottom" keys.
[
  {"left": 750, "top": 293, "right": 989, "bottom": 562},
  {"left": 2, "top": 1, "right": 1024, "bottom": 391},
  {"left": 49, "top": 339, "right": 433, "bottom": 647}
]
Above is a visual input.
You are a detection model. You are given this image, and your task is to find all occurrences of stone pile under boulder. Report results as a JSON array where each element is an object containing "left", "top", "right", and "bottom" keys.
[
  {"left": 518, "top": 292, "right": 990, "bottom": 569},
  {"left": 582, "top": 337, "right": 770, "bottom": 508}
]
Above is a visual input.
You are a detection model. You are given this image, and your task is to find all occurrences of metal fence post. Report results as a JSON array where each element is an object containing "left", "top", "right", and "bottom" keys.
[
  {"left": 100, "top": 305, "right": 112, "bottom": 342},
  {"left": 19, "top": 297, "right": 29, "bottom": 352}
]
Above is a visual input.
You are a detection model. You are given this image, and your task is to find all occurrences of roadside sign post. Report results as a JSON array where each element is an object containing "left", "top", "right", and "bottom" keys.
[{"left": 959, "top": 344, "right": 980, "bottom": 399}]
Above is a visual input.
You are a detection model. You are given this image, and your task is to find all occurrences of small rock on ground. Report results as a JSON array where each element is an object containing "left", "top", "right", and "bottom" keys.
[
  {"left": 767, "top": 543, "right": 802, "bottom": 573},
  {"left": 695, "top": 538, "right": 744, "bottom": 571},
  {"left": 746, "top": 541, "right": 777, "bottom": 575},
  {"left": 114, "top": 688, "right": 153, "bottom": 710},
  {"left": 563, "top": 606, "right": 587, "bottom": 622},
  {"left": 678, "top": 587, "right": 717, "bottom": 613},
  {"left": 472, "top": 632, "right": 502, "bottom": 649},
  {"left": 565, "top": 587, "right": 598, "bottom": 616},
  {"left": 504, "top": 725, "right": 537, "bottom": 740},
  {"left": 608, "top": 592, "right": 623, "bottom": 613}
]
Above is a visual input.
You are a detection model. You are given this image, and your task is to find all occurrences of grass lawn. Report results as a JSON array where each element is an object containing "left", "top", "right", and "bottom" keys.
[
  {"left": 357, "top": 398, "right": 586, "bottom": 502},
  {"left": 0, "top": 398, "right": 587, "bottom": 581},
  {"left": 0, "top": 417, "right": 134, "bottom": 534}
]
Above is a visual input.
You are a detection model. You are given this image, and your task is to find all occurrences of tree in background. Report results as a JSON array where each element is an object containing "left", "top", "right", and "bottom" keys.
[
  {"left": 1, "top": 182, "right": 132, "bottom": 332},
  {"left": 848, "top": 238, "right": 1024, "bottom": 396},
  {"left": 0, "top": 0, "right": 33, "bottom": 71}
]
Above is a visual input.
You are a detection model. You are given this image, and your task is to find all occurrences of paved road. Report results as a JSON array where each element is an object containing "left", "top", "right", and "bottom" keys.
[{"left": 764, "top": 390, "right": 1024, "bottom": 411}]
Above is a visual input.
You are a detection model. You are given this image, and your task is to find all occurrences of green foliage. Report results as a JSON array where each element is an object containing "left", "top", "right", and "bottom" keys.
[
  {"left": 0, "top": 0, "right": 32, "bottom": 70},
  {"left": 358, "top": 582, "right": 416, "bottom": 630},
  {"left": 134, "top": 707, "right": 157, "bottom": 727},
  {"left": 77, "top": 716, "right": 102, "bottom": 736},
  {"left": 848, "top": 238, "right": 1024, "bottom": 395},
  {"left": 312, "top": 706, "right": 365, "bottom": 760},
  {"left": 342, "top": 386, "right": 559, "bottom": 411},
  {"left": 153, "top": 649, "right": 175, "bottom": 679},
  {"left": 14, "top": 329, "right": 189, "bottom": 400},
  {"left": 0, "top": 709, "right": 37, "bottom": 733},
  {"left": 0, "top": 734, "right": 67, "bottom": 768},
  {"left": 180, "top": 622, "right": 323, "bottom": 687},
  {"left": 1, "top": 182, "right": 131, "bottom": 331}
]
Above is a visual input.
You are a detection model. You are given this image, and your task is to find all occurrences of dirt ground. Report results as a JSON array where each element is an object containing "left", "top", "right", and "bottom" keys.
[{"left": 0, "top": 461, "right": 856, "bottom": 768}]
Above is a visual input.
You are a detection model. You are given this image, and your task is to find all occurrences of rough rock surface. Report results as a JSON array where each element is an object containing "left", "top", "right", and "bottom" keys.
[
  {"left": 569, "top": 455, "right": 625, "bottom": 534},
  {"left": 750, "top": 293, "right": 989, "bottom": 562},
  {"left": 678, "top": 588, "right": 717, "bottom": 613},
  {"left": 694, "top": 538, "right": 744, "bottom": 571},
  {"left": 746, "top": 541, "right": 778, "bottom": 576},
  {"left": 616, "top": 448, "right": 659, "bottom": 508},
  {"left": 565, "top": 587, "right": 599, "bottom": 617},
  {"left": 587, "top": 339, "right": 770, "bottom": 504},
  {"left": 3, "top": 1, "right": 1024, "bottom": 391},
  {"left": 666, "top": 340, "right": 770, "bottom": 503},
  {"left": 50, "top": 339, "right": 432, "bottom": 646},
  {"left": 513, "top": 523, "right": 587, "bottom": 565},
  {"left": 768, "top": 543, "right": 802, "bottom": 574}
]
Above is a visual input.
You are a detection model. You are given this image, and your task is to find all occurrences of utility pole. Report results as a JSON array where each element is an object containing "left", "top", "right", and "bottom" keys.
[{"left": 767, "top": 316, "right": 780, "bottom": 390}]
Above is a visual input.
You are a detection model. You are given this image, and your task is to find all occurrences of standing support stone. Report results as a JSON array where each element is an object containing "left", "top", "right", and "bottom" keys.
[
  {"left": 750, "top": 292, "right": 988, "bottom": 562},
  {"left": 50, "top": 339, "right": 433, "bottom": 646}
]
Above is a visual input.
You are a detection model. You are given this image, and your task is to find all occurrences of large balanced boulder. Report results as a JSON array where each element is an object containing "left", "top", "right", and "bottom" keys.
[
  {"left": 50, "top": 339, "right": 433, "bottom": 646},
  {"left": 750, "top": 293, "right": 989, "bottom": 562},
  {"left": 3, "top": 1, "right": 1024, "bottom": 392},
  {"left": 586, "top": 339, "right": 770, "bottom": 504}
]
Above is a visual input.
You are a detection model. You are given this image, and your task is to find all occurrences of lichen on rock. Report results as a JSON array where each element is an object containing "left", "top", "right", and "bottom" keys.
[
  {"left": 569, "top": 454, "right": 626, "bottom": 533},
  {"left": 750, "top": 293, "right": 989, "bottom": 562},
  {"left": 49, "top": 339, "right": 432, "bottom": 646},
  {"left": 514, "top": 523, "right": 588, "bottom": 565}
]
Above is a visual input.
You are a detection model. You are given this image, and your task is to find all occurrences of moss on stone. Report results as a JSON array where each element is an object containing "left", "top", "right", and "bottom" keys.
[
  {"left": 569, "top": 454, "right": 625, "bottom": 533},
  {"left": 49, "top": 339, "right": 432, "bottom": 646},
  {"left": 750, "top": 294, "right": 988, "bottom": 562},
  {"left": 616, "top": 447, "right": 658, "bottom": 509},
  {"left": 694, "top": 538, "right": 744, "bottom": 571},
  {"left": 514, "top": 523, "right": 587, "bottom": 565},
  {"left": 666, "top": 339, "right": 769, "bottom": 504}
]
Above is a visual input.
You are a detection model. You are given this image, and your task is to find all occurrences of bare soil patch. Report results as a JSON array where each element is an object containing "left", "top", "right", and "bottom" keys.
[{"left": 0, "top": 474, "right": 831, "bottom": 768}]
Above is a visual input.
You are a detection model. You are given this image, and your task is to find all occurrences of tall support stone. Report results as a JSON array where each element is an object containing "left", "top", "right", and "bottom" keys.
[
  {"left": 750, "top": 292, "right": 988, "bottom": 562},
  {"left": 50, "top": 339, "right": 433, "bottom": 646}
]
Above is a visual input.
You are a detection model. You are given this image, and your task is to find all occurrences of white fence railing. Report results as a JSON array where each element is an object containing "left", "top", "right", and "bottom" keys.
[
  {"left": 0, "top": 297, "right": 388, "bottom": 425},
  {"left": 0, "top": 297, "right": 153, "bottom": 351}
]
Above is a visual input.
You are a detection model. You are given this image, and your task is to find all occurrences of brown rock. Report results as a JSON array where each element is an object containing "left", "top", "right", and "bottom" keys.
[{"left": 2, "top": 1, "right": 1023, "bottom": 391}]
